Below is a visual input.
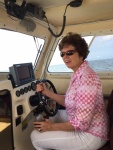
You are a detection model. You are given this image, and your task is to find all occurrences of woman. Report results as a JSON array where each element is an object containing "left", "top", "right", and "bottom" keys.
[{"left": 31, "top": 32, "right": 109, "bottom": 150}]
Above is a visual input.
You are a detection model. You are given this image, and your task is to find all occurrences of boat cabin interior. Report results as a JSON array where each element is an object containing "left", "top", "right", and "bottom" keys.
[{"left": 0, "top": 0, "right": 113, "bottom": 149}]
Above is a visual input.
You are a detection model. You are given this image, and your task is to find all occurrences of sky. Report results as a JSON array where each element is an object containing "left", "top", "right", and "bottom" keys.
[{"left": 0, "top": 29, "right": 44, "bottom": 71}]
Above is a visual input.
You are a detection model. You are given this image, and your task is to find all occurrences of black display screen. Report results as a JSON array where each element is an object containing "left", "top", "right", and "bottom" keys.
[
  {"left": 17, "top": 66, "right": 30, "bottom": 80},
  {"left": 9, "top": 63, "right": 35, "bottom": 87}
]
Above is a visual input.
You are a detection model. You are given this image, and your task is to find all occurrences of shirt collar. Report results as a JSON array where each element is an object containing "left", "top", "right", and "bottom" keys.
[{"left": 72, "top": 61, "right": 88, "bottom": 80}]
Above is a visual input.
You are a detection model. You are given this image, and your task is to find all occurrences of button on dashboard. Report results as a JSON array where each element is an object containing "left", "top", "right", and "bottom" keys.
[
  {"left": 16, "top": 90, "right": 20, "bottom": 97},
  {"left": 20, "top": 88, "right": 24, "bottom": 95}
]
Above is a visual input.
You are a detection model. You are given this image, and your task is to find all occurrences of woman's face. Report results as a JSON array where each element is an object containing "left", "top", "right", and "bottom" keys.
[{"left": 61, "top": 45, "right": 83, "bottom": 72}]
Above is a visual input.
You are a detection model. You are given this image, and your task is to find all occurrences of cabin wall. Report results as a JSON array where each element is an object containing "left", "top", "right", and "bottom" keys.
[
  {"left": 0, "top": 6, "right": 113, "bottom": 95},
  {"left": 63, "top": 19, "right": 113, "bottom": 35}
]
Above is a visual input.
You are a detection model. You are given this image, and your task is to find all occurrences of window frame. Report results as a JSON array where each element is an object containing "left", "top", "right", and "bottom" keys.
[{"left": 47, "top": 34, "right": 113, "bottom": 78}]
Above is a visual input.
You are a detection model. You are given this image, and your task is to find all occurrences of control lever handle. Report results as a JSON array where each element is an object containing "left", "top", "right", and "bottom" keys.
[{"left": 38, "top": 91, "right": 42, "bottom": 100}]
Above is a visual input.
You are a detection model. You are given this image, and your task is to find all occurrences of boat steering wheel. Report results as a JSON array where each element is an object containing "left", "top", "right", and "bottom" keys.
[{"left": 29, "top": 79, "right": 59, "bottom": 117}]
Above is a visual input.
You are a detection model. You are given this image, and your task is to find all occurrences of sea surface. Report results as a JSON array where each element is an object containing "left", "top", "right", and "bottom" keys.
[{"left": 48, "top": 58, "right": 113, "bottom": 72}]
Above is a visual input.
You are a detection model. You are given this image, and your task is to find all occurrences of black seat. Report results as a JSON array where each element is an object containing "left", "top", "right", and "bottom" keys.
[{"left": 98, "top": 90, "right": 113, "bottom": 150}]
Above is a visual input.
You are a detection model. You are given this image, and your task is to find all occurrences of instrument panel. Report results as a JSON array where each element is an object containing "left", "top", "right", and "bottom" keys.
[{"left": 15, "top": 81, "right": 39, "bottom": 97}]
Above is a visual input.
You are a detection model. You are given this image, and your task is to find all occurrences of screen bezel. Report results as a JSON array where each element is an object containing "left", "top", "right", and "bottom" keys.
[{"left": 10, "top": 63, "right": 35, "bottom": 87}]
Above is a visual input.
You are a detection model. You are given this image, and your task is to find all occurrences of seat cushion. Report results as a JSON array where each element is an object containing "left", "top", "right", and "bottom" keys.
[
  {"left": 107, "top": 90, "right": 113, "bottom": 150},
  {"left": 98, "top": 90, "right": 113, "bottom": 150},
  {"left": 109, "top": 123, "right": 113, "bottom": 149},
  {"left": 107, "top": 90, "right": 113, "bottom": 119},
  {"left": 98, "top": 142, "right": 110, "bottom": 150}
]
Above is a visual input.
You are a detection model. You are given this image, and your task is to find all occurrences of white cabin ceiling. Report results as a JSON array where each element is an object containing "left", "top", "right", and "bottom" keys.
[{"left": 0, "top": 0, "right": 113, "bottom": 27}]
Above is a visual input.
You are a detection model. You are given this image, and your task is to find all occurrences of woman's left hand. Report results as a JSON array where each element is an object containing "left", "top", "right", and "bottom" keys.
[{"left": 34, "top": 119, "right": 53, "bottom": 132}]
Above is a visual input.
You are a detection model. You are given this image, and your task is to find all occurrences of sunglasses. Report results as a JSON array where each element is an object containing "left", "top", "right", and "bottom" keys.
[{"left": 60, "top": 50, "right": 77, "bottom": 57}]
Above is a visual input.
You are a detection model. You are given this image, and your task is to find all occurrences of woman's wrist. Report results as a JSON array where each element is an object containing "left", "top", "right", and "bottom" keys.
[
  {"left": 50, "top": 122, "right": 75, "bottom": 131},
  {"left": 44, "top": 88, "right": 51, "bottom": 96}
]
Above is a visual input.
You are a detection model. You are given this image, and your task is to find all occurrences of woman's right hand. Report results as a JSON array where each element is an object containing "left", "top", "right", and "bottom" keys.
[{"left": 36, "top": 83, "right": 48, "bottom": 95}]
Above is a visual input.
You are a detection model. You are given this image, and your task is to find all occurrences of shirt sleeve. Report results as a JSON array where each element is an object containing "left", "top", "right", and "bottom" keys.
[{"left": 70, "top": 75, "right": 101, "bottom": 131}]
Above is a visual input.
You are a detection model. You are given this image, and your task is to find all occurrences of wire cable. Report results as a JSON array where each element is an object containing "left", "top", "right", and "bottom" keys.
[{"left": 44, "top": 4, "right": 70, "bottom": 37}]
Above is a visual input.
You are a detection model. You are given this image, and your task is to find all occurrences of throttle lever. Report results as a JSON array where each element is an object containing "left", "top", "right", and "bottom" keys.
[{"left": 37, "top": 91, "right": 43, "bottom": 104}]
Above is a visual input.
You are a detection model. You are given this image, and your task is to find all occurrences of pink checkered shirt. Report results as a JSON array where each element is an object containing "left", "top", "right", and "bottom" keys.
[{"left": 65, "top": 61, "right": 109, "bottom": 140}]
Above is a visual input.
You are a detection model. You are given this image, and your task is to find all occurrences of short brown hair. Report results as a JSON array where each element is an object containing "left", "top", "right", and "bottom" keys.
[{"left": 59, "top": 32, "right": 89, "bottom": 60}]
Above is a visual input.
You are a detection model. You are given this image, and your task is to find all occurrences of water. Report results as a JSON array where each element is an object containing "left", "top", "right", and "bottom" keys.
[{"left": 48, "top": 59, "right": 113, "bottom": 72}]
